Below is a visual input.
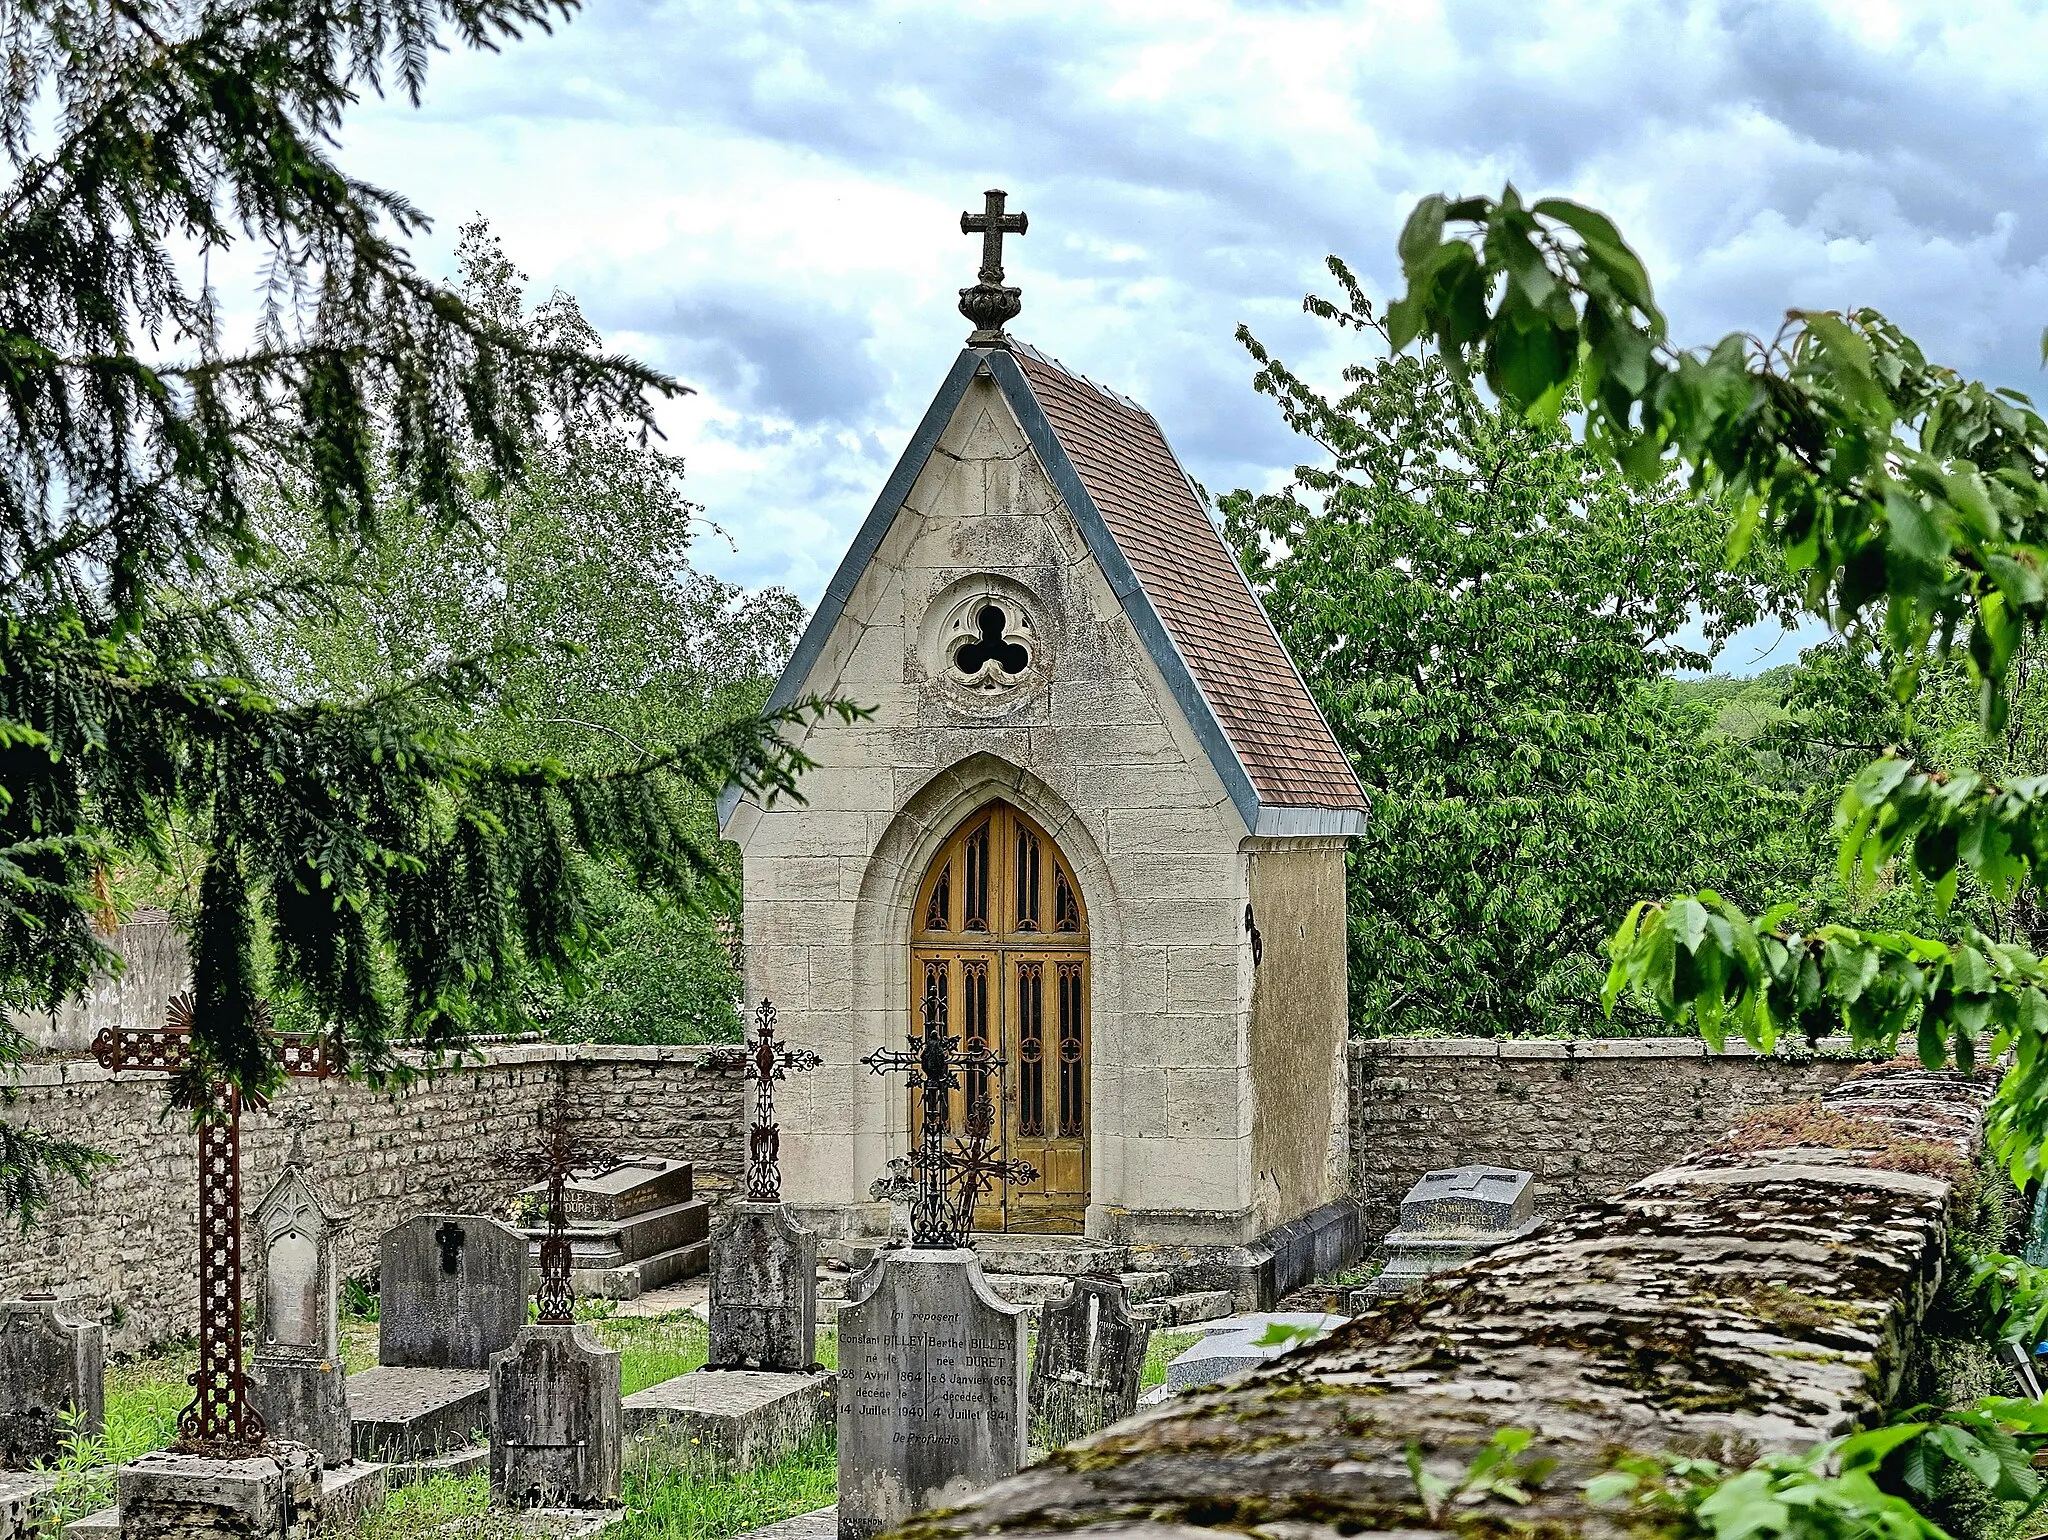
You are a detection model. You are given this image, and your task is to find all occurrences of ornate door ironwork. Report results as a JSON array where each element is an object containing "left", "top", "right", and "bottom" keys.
[{"left": 910, "top": 801, "right": 1090, "bottom": 1234}]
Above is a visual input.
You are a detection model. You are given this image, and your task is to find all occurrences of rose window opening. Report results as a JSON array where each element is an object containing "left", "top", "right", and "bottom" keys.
[{"left": 951, "top": 603, "right": 1032, "bottom": 691}]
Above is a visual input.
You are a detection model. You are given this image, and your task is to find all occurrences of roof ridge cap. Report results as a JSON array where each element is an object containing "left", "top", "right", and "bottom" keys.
[{"left": 1010, "top": 337, "right": 1150, "bottom": 417}]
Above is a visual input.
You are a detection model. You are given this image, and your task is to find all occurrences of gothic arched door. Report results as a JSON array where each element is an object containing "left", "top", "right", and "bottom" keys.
[{"left": 910, "top": 801, "right": 1090, "bottom": 1234}]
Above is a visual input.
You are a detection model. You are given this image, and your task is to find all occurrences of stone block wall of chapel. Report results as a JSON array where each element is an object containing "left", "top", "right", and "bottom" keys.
[{"left": 731, "top": 375, "right": 1261, "bottom": 1241}]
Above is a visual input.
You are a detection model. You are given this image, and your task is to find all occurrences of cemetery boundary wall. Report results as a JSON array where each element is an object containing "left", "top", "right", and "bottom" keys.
[
  {"left": 3, "top": 1035, "right": 1882, "bottom": 1352},
  {"left": 0, "top": 1044, "right": 745, "bottom": 1353},
  {"left": 1349, "top": 1035, "right": 1883, "bottom": 1239}
]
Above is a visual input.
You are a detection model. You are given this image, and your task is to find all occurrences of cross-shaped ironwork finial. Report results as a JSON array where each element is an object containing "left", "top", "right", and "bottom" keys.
[
  {"left": 958, "top": 188, "right": 1029, "bottom": 348},
  {"left": 509, "top": 1086, "right": 616, "bottom": 1325},
  {"left": 704, "top": 999, "right": 822, "bottom": 1203}
]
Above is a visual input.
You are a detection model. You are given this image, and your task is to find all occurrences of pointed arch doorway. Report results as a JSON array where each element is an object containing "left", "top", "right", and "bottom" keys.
[{"left": 910, "top": 800, "right": 1090, "bottom": 1234}]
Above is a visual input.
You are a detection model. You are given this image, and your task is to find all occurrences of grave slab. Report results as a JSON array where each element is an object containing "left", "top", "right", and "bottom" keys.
[
  {"left": 623, "top": 1370, "right": 833, "bottom": 1473},
  {"left": 518, "top": 1159, "right": 710, "bottom": 1301},
  {"left": 1163, "top": 1313, "right": 1346, "bottom": 1393},
  {"left": 1, "top": 1471, "right": 53, "bottom": 1540},
  {"left": 1028, "top": 1278, "right": 1148, "bottom": 1449},
  {"left": 835, "top": 1249, "right": 1028, "bottom": 1540},
  {"left": 379, "top": 1215, "right": 528, "bottom": 1370},
  {"left": 490, "top": 1324, "right": 623, "bottom": 1509},
  {"left": 709, "top": 1204, "right": 818, "bottom": 1372},
  {"left": 0, "top": 1297, "right": 104, "bottom": 1468},
  {"left": 1364, "top": 1166, "right": 1540, "bottom": 1298},
  {"left": 347, "top": 1366, "right": 490, "bottom": 1461}
]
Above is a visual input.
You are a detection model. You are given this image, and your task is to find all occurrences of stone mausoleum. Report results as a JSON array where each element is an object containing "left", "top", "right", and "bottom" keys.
[{"left": 721, "top": 194, "right": 1368, "bottom": 1256}]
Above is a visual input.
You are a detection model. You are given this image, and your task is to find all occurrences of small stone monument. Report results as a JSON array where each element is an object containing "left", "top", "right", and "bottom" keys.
[
  {"left": 489, "top": 1088, "right": 623, "bottom": 1509},
  {"left": 378, "top": 1213, "right": 528, "bottom": 1369},
  {"left": 836, "top": 1249, "right": 1029, "bottom": 1540},
  {"left": 512, "top": 1155, "right": 709, "bottom": 1299},
  {"left": 1364, "top": 1165, "right": 1539, "bottom": 1298},
  {"left": 247, "top": 1116, "right": 353, "bottom": 1465},
  {"left": 1028, "top": 1277, "right": 1148, "bottom": 1449},
  {"left": 709, "top": 1204, "right": 819, "bottom": 1372},
  {"left": 0, "top": 1296, "right": 103, "bottom": 1468},
  {"left": 489, "top": 1326, "right": 622, "bottom": 1508}
]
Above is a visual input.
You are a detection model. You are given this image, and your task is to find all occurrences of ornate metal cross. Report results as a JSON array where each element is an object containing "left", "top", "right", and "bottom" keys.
[
  {"left": 510, "top": 1087, "right": 615, "bottom": 1325},
  {"left": 941, "top": 1102, "right": 1037, "bottom": 1241},
  {"left": 704, "top": 1000, "right": 821, "bottom": 1203},
  {"left": 958, "top": 187, "right": 1029, "bottom": 346},
  {"left": 861, "top": 992, "right": 1014, "bottom": 1247},
  {"left": 92, "top": 994, "right": 344, "bottom": 1456}
]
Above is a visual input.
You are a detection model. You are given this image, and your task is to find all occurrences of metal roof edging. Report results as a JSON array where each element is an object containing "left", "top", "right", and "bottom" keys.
[
  {"left": 985, "top": 347, "right": 1266, "bottom": 836},
  {"left": 717, "top": 347, "right": 986, "bottom": 832}
]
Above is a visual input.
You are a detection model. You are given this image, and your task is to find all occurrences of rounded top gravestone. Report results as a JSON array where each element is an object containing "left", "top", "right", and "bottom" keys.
[{"left": 378, "top": 1214, "right": 529, "bottom": 1371}]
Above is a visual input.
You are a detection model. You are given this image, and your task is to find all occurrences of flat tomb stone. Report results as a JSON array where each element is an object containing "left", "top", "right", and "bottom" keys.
[
  {"left": 1398, "top": 1165, "right": 1534, "bottom": 1234},
  {"left": 115, "top": 1446, "right": 318, "bottom": 1540},
  {"left": 1, "top": 1472, "right": 53, "bottom": 1540},
  {"left": 1163, "top": 1313, "right": 1345, "bottom": 1393},
  {"left": 623, "top": 1370, "right": 833, "bottom": 1473},
  {"left": 835, "top": 1249, "right": 1028, "bottom": 1540},
  {"left": 347, "top": 1366, "right": 490, "bottom": 1461},
  {"left": 548, "top": 1157, "right": 694, "bottom": 1223},
  {"left": 490, "top": 1324, "right": 622, "bottom": 1509},
  {"left": 61, "top": 1505, "right": 116, "bottom": 1540},
  {"left": 380, "top": 1215, "right": 528, "bottom": 1370}
]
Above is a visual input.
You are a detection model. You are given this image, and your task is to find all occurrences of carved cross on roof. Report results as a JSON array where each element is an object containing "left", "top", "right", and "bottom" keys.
[{"left": 958, "top": 187, "right": 1029, "bottom": 348}]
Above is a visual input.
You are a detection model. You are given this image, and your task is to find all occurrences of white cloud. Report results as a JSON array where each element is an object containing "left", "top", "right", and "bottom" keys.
[{"left": 323, "top": 0, "right": 2048, "bottom": 656}]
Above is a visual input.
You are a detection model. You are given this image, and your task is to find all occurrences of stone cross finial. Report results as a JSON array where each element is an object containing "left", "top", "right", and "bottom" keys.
[{"left": 959, "top": 188, "right": 1029, "bottom": 348}]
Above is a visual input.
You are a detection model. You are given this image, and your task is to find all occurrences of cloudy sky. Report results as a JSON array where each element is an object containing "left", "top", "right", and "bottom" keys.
[{"left": 340, "top": 0, "right": 2048, "bottom": 672}]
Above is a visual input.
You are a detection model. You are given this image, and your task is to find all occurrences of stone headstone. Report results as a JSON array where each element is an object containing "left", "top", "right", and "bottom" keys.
[
  {"left": 709, "top": 1203, "right": 818, "bottom": 1372},
  {"left": 247, "top": 1166, "right": 352, "bottom": 1465},
  {"left": 835, "top": 1249, "right": 1028, "bottom": 1540},
  {"left": 545, "top": 1157, "right": 693, "bottom": 1222},
  {"left": 1028, "top": 1277, "right": 1148, "bottom": 1449},
  {"left": 488, "top": 1324, "right": 622, "bottom": 1509},
  {"left": 379, "top": 1214, "right": 528, "bottom": 1370},
  {"left": 1364, "top": 1165, "right": 1539, "bottom": 1298},
  {"left": 513, "top": 1157, "right": 710, "bottom": 1300},
  {"left": 0, "top": 1297, "right": 103, "bottom": 1469}
]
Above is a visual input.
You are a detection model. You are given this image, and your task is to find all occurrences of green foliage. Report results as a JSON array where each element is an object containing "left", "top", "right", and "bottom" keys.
[
  {"left": 1225, "top": 265, "right": 1807, "bottom": 1035},
  {"left": 0, "top": 6, "right": 841, "bottom": 1222},
  {"left": 615, "top": 1431, "right": 837, "bottom": 1540},
  {"left": 1406, "top": 1428, "right": 1555, "bottom": 1523},
  {"left": 587, "top": 1311, "right": 711, "bottom": 1396}
]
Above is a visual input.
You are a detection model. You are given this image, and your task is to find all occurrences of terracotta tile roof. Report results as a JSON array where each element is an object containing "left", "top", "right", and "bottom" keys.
[{"left": 1012, "top": 344, "right": 1366, "bottom": 814}]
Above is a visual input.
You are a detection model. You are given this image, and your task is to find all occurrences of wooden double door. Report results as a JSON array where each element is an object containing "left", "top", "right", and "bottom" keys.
[{"left": 910, "top": 801, "right": 1090, "bottom": 1234}]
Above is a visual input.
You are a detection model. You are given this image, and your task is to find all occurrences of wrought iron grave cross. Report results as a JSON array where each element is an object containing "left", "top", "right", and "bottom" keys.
[
  {"left": 92, "top": 994, "right": 344, "bottom": 1455},
  {"left": 942, "top": 1102, "right": 1037, "bottom": 1241},
  {"left": 704, "top": 1000, "right": 821, "bottom": 1203},
  {"left": 510, "top": 1087, "right": 616, "bottom": 1325},
  {"left": 958, "top": 188, "right": 1029, "bottom": 346},
  {"left": 861, "top": 991, "right": 1012, "bottom": 1247}
]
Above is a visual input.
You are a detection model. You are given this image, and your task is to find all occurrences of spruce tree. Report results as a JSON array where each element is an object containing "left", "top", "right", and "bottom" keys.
[{"left": 0, "top": 0, "right": 839, "bottom": 1225}]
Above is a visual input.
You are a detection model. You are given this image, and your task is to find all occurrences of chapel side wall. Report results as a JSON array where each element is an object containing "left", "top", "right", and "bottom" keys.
[
  {"left": 1246, "top": 840, "right": 1349, "bottom": 1232},
  {"left": 7, "top": 913, "right": 192, "bottom": 1057},
  {"left": 1348, "top": 1038, "right": 1884, "bottom": 1237},
  {"left": 0, "top": 1045, "right": 743, "bottom": 1353}
]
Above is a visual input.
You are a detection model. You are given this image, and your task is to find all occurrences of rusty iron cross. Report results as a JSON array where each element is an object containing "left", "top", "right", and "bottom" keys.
[
  {"left": 510, "top": 1086, "right": 615, "bottom": 1325},
  {"left": 92, "top": 995, "right": 344, "bottom": 1456},
  {"left": 961, "top": 188, "right": 1027, "bottom": 286},
  {"left": 861, "top": 989, "right": 1010, "bottom": 1248},
  {"left": 941, "top": 1101, "right": 1037, "bottom": 1241},
  {"left": 704, "top": 1000, "right": 821, "bottom": 1203}
]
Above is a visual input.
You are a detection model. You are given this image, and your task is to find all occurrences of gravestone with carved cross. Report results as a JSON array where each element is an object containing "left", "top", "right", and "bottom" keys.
[{"left": 91, "top": 994, "right": 343, "bottom": 1457}]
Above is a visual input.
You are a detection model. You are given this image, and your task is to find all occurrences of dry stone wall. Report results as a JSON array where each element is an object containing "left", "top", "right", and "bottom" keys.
[
  {"left": 1350, "top": 1036, "right": 1881, "bottom": 1237},
  {"left": 916, "top": 1062, "right": 1990, "bottom": 1540},
  {"left": 0, "top": 1044, "right": 744, "bottom": 1352}
]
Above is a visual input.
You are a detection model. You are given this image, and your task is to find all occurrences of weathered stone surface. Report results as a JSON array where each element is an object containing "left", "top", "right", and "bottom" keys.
[
  {"left": 623, "top": 1370, "right": 833, "bottom": 1472},
  {"left": 248, "top": 1163, "right": 351, "bottom": 1464},
  {"left": 1160, "top": 1313, "right": 1341, "bottom": 1392},
  {"left": 0, "top": 1297, "right": 103, "bottom": 1468},
  {"left": 1028, "top": 1278, "right": 1147, "bottom": 1448},
  {"left": 490, "top": 1325, "right": 622, "bottom": 1509},
  {"left": 542, "top": 1157, "right": 693, "bottom": 1223},
  {"left": 346, "top": 1366, "right": 489, "bottom": 1460},
  {"left": 709, "top": 1203, "right": 818, "bottom": 1371},
  {"left": 836, "top": 1249, "right": 1027, "bottom": 1540},
  {"left": 115, "top": 1447, "right": 318, "bottom": 1540},
  {"left": 909, "top": 1066, "right": 1990, "bottom": 1540},
  {"left": 1364, "top": 1164, "right": 1540, "bottom": 1299},
  {"left": 0, "top": 1471, "right": 53, "bottom": 1540},
  {"left": 380, "top": 1215, "right": 527, "bottom": 1370}
]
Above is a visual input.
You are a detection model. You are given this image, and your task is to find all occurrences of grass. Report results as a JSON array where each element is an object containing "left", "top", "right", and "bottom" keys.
[{"left": 1139, "top": 1329, "right": 1205, "bottom": 1392}]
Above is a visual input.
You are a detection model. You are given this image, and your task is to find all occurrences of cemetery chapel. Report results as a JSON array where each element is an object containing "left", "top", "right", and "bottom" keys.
[{"left": 721, "top": 192, "right": 1368, "bottom": 1251}]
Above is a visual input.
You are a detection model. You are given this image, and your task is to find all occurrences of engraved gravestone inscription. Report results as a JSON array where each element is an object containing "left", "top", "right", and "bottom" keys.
[{"left": 836, "top": 1249, "right": 1028, "bottom": 1540}]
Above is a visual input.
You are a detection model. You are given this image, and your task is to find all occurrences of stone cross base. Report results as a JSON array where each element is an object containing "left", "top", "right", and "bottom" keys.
[
  {"left": 709, "top": 1203, "right": 819, "bottom": 1372},
  {"left": 489, "top": 1325, "right": 622, "bottom": 1509},
  {"left": 114, "top": 1448, "right": 319, "bottom": 1540},
  {"left": 248, "top": 1358, "right": 352, "bottom": 1469}
]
